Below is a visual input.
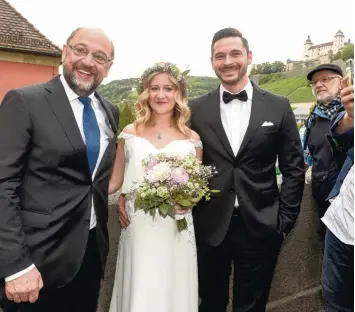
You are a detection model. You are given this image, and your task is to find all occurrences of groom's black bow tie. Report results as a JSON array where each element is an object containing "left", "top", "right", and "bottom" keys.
[{"left": 223, "top": 90, "right": 248, "bottom": 104}]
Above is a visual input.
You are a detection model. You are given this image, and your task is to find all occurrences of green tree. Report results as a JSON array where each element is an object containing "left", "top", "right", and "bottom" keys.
[
  {"left": 256, "top": 63, "right": 263, "bottom": 74},
  {"left": 99, "top": 76, "right": 220, "bottom": 102},
  {"left": 250, "top": 63, "right": 264, "bottom": 75},
  {"left": 262, "top": 62, "right": 273, "bottom": 74},
  {"left": 271, "top": 61, "right": 286, "bottom": 73},
  {"left": 342, "top": 44, "right": 354, "bottom": 61},
  {"left": 250, "top": 61, "right": 286, "bottom": 75},
  {"left": 118, "top": 103, "right": 135, "bottom": 131},
  {"left": 332, "top": 44, "right": 354, "bottom": 61},
  {"left": 333, "top": 51, "right": 342, "bottom": 60},
  {"left": 250, "top": 66, "right": 258, "bottom": 75}
]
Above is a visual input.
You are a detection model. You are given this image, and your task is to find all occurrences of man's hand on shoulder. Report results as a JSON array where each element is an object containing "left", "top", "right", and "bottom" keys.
[
  {"left": 5, "top": 267, "right": 43, "bottom": 303},
  {"left": 117, "top": 194, "right": 129, "bottom": 228}
]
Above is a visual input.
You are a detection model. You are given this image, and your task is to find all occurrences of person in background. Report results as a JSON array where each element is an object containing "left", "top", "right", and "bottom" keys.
[
  {"left": 321, "top": 80, "right": 354, "bottom": 312},
  {"left": 300, "top": 64, "right": 346, "bottom": 235}
]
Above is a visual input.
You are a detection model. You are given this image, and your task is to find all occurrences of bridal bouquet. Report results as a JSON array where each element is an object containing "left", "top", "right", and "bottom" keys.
[{"left": 130, "top": 153, "right": 218, "bottom": 232}]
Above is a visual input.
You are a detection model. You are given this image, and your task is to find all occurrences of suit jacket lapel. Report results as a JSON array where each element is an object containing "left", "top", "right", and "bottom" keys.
[
  {"left": 235, "top": 83, "right": 266, "bottom": 161},
  {"left": 44, "top": 77, "right": 88, "bottom": 163},
  {"left": 208, "top": 88, "right": 235, "bottom": 159},
  {"left": 45, "top": 77, "right": 85, "bottom": 153}
]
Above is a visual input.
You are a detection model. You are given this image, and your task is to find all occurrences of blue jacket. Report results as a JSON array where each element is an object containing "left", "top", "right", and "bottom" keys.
[{"left": 327, "top": 111, "right": 354, "bottom": 200}]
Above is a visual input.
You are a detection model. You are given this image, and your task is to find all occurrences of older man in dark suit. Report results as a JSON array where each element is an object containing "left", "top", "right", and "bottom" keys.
[{"left": 0, "top": 27, "right": 119, "bottom": 312}]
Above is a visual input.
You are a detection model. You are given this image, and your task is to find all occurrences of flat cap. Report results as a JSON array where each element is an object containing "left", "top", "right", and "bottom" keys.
[{"left": 307, "top": 63, "right": 343, "bottom": 81}]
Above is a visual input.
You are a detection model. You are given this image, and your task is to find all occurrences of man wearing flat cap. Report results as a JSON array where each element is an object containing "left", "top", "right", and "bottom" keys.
[{"left": 300, "top": 63, "right": 346, "bottom": 236}]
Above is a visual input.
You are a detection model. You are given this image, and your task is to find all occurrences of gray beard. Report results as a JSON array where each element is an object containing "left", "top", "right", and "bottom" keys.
[
  {"left": 313, "top": 89, "right": 340, "bottom": 105},
  {"left": 316, "top": 97, "right": 335, "bottom": 105},
  {"left": 64, "top": 71, "right": 95, "bottom": 97}
]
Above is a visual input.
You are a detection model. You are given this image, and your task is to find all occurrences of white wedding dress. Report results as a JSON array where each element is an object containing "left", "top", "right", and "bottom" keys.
[{"left": 109, "top": 133, "right": 200, "bottom": 312}]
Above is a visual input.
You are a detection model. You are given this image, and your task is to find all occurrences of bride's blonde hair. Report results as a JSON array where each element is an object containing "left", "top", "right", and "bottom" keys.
[{"left": 134, "top": 62, "right": 191, "bottom": 136}]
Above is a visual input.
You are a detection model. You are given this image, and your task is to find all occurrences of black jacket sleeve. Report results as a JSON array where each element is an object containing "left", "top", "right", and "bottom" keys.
[
  {"left": 277, "top": 100, "right": 305, "bottom": 234},
  {"left": 0, "top": 90, "right": 33, "bottom": 279}
]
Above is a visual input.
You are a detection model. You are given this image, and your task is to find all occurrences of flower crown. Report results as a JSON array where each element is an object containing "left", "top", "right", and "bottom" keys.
[{"left": 137, "top": 62, "right": 189, "bottom": 98}]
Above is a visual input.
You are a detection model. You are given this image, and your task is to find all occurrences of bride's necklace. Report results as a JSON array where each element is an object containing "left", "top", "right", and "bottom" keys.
[
  {"left": 156, "top": 129, "right": 162, "bottom": 140},
  {"left": 154, "top": 124, "right": 172, "bottom": 140}
]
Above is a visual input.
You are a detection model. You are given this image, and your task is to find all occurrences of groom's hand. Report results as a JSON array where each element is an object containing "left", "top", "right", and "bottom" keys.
[
  {"left": 5, "top": 267, "right": 43, "bottom": 303},
  {"left": 174, "top": 204, "right": 189, "bottom": 214},
  {"left": 118, "top": 194, "right": 129, "bottom": 228}
]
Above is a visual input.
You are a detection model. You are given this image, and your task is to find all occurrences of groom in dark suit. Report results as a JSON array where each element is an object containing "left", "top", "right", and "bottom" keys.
[
  {"left": 0, "top": 27, "right": 118, "bottom": 312},
  {"left": 190, "top": 28, "right": 305, "bottom": 312}
]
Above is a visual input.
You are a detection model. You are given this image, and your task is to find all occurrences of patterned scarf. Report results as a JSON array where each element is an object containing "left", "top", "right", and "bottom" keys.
[{"left": 317, "top": 97, "right": 343, "bottom": 120}]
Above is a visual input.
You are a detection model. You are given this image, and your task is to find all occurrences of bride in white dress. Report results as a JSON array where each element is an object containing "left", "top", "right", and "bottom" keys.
[{"left": 108, "top": 63, "right": 201, "bottom": 312}]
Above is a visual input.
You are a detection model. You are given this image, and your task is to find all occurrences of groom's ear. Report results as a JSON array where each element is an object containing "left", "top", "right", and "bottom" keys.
[{"left": 247, "top": 51, "right": 253, "bottom": 66}]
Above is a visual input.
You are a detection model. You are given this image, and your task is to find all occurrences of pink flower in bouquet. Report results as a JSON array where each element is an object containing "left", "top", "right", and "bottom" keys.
[
  {"left": 171, "top": 167, "right": 189, "bottom": 185},
  {"left": 147, "top": 158, "right": 158, "bottom": 170},
  {"left": 147, "top": 162, "right": 171, "bottom": 183}
]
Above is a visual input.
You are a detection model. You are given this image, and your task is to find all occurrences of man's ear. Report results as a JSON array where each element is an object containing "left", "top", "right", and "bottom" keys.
[
  {"left": 105, "top": 61, "right": 113, "bottom": 78},
  {"left": 62, "top": 44, "right": 68, "bottom": 64}
]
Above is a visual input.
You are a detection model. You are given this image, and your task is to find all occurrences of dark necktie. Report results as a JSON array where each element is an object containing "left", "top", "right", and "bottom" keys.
[
  {"left": 78, "top": 96, "right": 100, "bottom": 175},
  {"left": 223, "top": 90, "right": 248, "bottom": 104}
]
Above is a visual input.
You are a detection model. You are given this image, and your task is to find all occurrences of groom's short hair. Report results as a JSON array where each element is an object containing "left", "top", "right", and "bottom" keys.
[{"left": 211, "top": 28, "right": 249, "bottom": 55}]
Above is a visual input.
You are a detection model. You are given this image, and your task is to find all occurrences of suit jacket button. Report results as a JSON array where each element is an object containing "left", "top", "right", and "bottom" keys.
[{"left": 230, "top": 188, "right": 235, "bottom": 193}]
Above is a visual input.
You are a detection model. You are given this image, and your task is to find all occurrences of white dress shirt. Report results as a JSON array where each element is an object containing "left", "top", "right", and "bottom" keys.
[
  {"left": 322, "top": 165, "right": 354, "bottom": 245},
  {"left": 220, "top": 80, "right": 253, "bottom": 207},
  {"left": 5, "top": 75, "right": 114, "bottom": 281},
  {"left": 59, "top": 75, "right": 114, "bottom": 229}
]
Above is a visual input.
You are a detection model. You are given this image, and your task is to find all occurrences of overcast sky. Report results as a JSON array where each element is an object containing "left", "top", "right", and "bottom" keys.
[{"left": 7, "top": 0, "right": 355, "bottom": 83}]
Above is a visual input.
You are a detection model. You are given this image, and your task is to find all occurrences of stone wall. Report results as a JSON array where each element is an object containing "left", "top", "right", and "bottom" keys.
[{"left": 266, "top": 185, "right": 324, "bottom": 312}]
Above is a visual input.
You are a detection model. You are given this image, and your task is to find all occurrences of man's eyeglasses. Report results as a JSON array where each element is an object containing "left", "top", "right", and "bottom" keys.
[
  {"left": 310, "top": 76, "right": 341, "bottom": 88},
  {"left": 67, "top": 44, "right": 112, "bottom": 65}
]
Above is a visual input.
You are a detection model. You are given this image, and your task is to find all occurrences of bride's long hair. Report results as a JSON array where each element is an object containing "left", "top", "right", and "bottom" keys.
[{"left": 134, "top": 71, "right": 191, "bottom": 136}]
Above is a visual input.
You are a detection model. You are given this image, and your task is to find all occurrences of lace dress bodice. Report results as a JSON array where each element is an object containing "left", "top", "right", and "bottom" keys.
[{"left": 117, "top": 132, "right": 202, "bottom": 194}]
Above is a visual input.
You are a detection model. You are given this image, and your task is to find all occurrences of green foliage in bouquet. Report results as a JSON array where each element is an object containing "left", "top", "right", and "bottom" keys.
[{"left": 131, "top": 153, "right": 219, "bottom": 232}]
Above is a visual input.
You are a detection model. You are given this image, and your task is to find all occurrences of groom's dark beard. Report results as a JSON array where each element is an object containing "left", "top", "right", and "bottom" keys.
[{"left": 216, "top": 65, "right": 248, "bottom": 86}]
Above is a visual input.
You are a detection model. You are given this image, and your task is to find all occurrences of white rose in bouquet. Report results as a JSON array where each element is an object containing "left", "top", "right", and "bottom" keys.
[{"left": 147, "top": 162, "right": 171, "bottom": 183}]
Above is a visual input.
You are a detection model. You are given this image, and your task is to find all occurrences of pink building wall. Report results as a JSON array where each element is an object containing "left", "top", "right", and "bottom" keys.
[{"left": 0, "top": 61, "right": 59, "bottom": 102}]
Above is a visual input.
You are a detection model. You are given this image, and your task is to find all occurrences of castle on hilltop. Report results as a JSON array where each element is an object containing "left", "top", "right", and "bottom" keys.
[
  {"left": 286, "top": 30, "right": 351, "bottom": 71},
  {"left": 304, "top": 30, "right": 350, "bottom": 61}
]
